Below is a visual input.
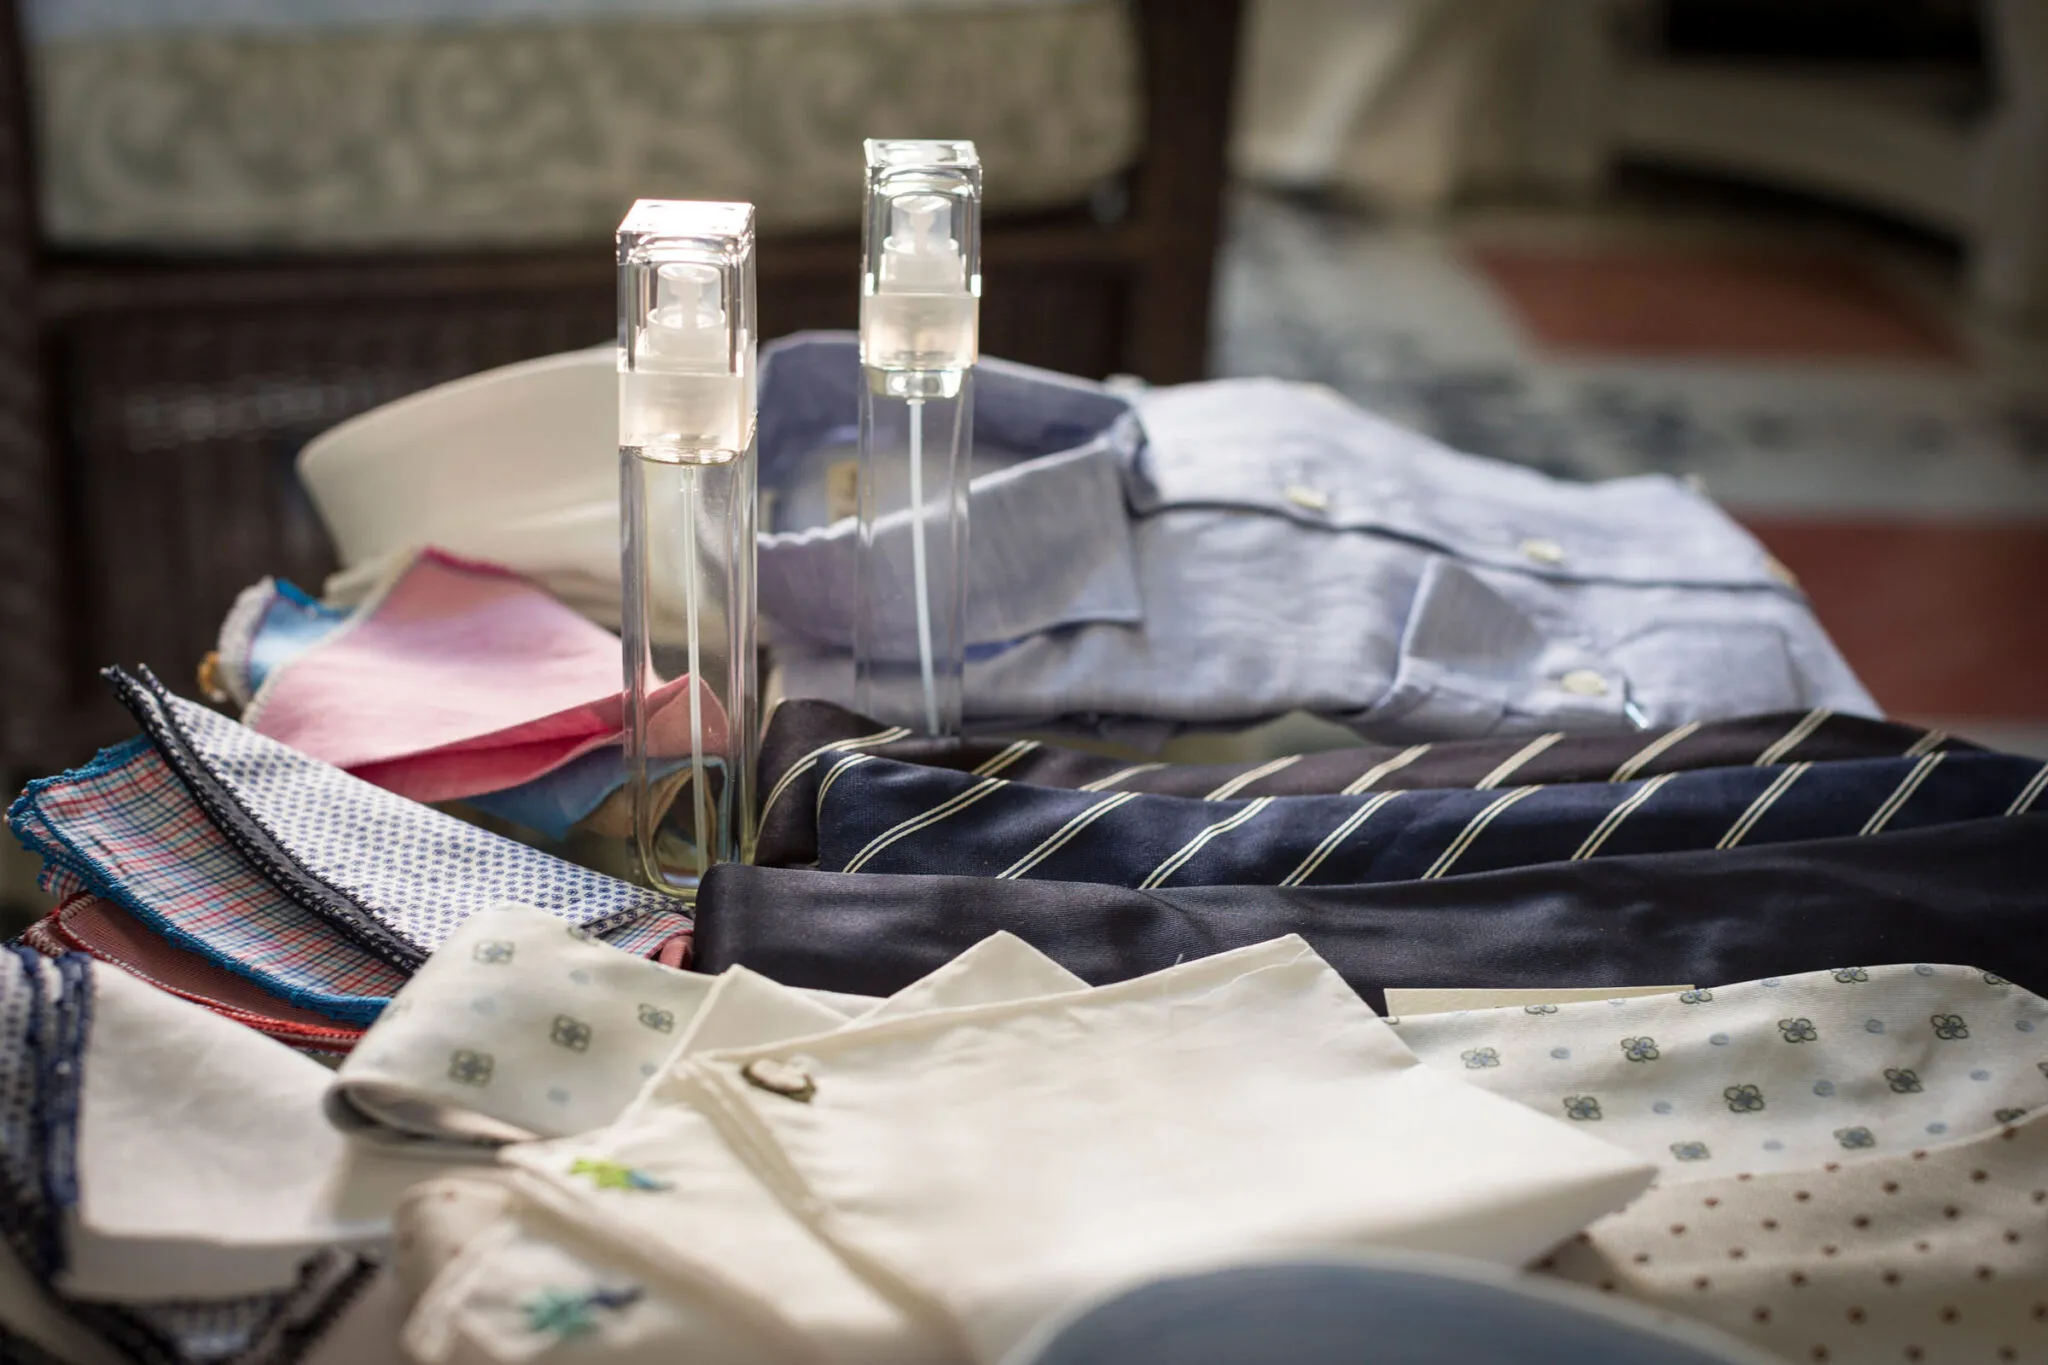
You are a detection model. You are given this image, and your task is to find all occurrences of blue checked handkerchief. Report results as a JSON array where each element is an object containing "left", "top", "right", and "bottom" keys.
[{"left": 9, "top": 670, "right": 689, "bottom": 1024}]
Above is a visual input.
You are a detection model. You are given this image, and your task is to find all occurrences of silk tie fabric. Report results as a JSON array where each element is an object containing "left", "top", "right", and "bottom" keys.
[
  {"left": 406, "top": 936, "right": 1654, "bottom": 1365},
  {"left": 1390, "top": 966, "right": 2048, "bottom": 1180},
  {"left": 756, "top": 700, "right": 1973, "bottom": 867},
  {"left": 810, "top": 748, "right": 2045, "bottom": 887},
  {"left": 693, "top": 812, "right": 2048, "bottom": 1004}
]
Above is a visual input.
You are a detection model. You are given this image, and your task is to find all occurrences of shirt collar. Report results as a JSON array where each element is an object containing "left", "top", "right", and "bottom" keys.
[{"left": 757, "top": 333, "right": 1145, "bottom": 651}]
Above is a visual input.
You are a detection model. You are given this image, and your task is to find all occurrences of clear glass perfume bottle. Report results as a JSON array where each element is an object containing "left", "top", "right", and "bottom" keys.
[
  {"left": 617, "top": 200, "right": 758, "bottom": 894},
  {"left": 856, "top": 139, "right": 980, "bottom": 737}
]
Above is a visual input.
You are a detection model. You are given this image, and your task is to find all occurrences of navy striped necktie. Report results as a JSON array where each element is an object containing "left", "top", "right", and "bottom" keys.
[
  {"left": 813, "top": 749, "right": 2048, "bottom": 888},
  {"left": 756, "top": 703, "right": 1970, "bottom": 868}
]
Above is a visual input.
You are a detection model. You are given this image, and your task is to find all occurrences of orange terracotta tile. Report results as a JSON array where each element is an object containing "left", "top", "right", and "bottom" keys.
[
  {"left": 1471, "top": 247, "right": 1962, "bottom": 362},
  {"left": 1739, "top": 519, "right": 2048, "bottom": 719}
]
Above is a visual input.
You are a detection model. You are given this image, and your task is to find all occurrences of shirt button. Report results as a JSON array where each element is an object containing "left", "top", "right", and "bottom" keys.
[
  {"left": 1560, "top": 669, "right": 1609, "bottom": 697},
  {"left": 1285, "top": 484, "right": 1330, "bottom": 512},
  {"left": 1520, "top": 537, "right": 1566, "bottom": 566}
]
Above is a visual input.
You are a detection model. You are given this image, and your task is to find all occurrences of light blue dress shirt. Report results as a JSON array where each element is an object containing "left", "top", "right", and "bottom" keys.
[{"left": 759, "top": 333, "right": 1876, "bottom": 741}]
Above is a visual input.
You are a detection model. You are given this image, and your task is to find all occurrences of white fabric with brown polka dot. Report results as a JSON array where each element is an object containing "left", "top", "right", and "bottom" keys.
[{"left": 1538, "top": 1108, "right": 2048, "bottom": 1365}]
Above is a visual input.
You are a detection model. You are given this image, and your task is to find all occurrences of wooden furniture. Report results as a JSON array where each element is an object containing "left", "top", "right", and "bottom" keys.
[
  {"left": 0, "top": 0, "right": 1242, "bottom": 780},
  {"left": 1523, "top": 0, "right": 2047, "bottom": 315}
]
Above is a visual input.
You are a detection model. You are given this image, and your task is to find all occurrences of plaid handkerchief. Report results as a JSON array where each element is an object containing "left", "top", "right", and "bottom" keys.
[
  {"left": 11, "top": 739, "right": 405, "bottom": 1025},
  {"left": 108, "top": 666, "right": 684, "bottom": 968},
  {"left": 9, "top": 671, "right": 690, "bottom": 1025}
]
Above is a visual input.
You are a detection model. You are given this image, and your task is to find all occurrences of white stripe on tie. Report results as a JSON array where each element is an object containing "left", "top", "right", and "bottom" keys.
[
  {"left": 759, "top": 726, "right": 912, "bottom": 829},
  {"left": 1139, "top": 798, "right": 1277, "bottom": 890},
  {"left": 1340, "top": 745, "right": 1430, "bottom": 795},
  {"left": 997, "top": 791, "right": 1142, "bottom": 879},
  {"left": 2007, "top": 761, "right": 2048, "bottom": 816},
  {"left": 1860, "top": 752, "right": 1945, "bottom": 836},
  {"left": 1572, "top": 772, "right": 1677, "bottom": 861},
  {"left": 1756, "top": 709, "right": 1831, "bottom": 767},
  {"left": 1475, "top": 733, "right": 1564, "bottom": 790},
  {"left": 1422, "top": 786, "right": 1539, "bottom": 880},
  {"left": 842, "top": 776, "right": 1011, "bottom": 874},
  {"left": 1609, "top": 721, "right": 1700, "bottom": 783},
  {"left": 1716, "top": 762, "right": 1812, "bottom": 850},
  {"left": 1205, "top": 755, "right": 1304, "bottom": 801},
  {"left": 1077, "top": 762, "right": 1167, "bottom": 793},
  {"left": 1280, "top": 790, "right": 1404, "bottom": 887},
  {"left": 1903, "top": 729, "right": 1949, "bottom": 758},
  {"left": 970, "top": 739, "right": 1041, "bottom": 778}
]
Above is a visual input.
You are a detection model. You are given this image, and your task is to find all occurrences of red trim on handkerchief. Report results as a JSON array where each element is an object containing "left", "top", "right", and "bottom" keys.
[
  {"left": 655, "top": 931, "right": 694, "bottom": 970},
  {"left": 39, "top": 895, "right": 366, "bottom": 1052}
]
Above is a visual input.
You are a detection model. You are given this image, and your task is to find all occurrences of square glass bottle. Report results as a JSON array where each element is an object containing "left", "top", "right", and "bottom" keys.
[{"left": 618, "top": 200, "right": 759, "bottom": 893}]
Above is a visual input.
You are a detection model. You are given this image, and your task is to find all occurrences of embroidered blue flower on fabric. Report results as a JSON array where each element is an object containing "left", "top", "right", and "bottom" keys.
[
  {"left": 1550, "top": 1047, "right": 1571, "bottom": 1060},
  {"left": 1523, "top": 1003, "right": 1559, "bottom": 1015},
  {"left": 1563, "top": 1095, "right": 1603, "bottom": 1121},
  {"left": 522, "top": 1286, "right": 644, "bottom": 1340},
  {"left": 448, "top": 1050, "right": 494, "bottom": 1087},
  {"left": 1761, "top": 978, "right": 1782, "bottom": 987},
  {"left": 1723, "top": 1084, "right": 1765, "bottom": 1114},
  {"left": 2021, "top": 1021, "right": 2038, "bottom": 1034},
  {"left": 1620, "top": 1036, "right": 1660, "bottom": 1062},
  {"left": 1984, "top": 972, "right": 2009, "bottom": 986},
  {"left": 550, "top": 1015, "right": 593, "bottom": 1052},
  {"left": 1679, "top": 989, "right": 1713, "bottom": 1004},
  {"left": 1995, "top": 1108, "right": 2029, "bottom": 1124},
  {"left": 1927, "top": 1121, "right": 1948, "bottom": 1135},
  {"left": 1461, "top": 1047, "right": 1501, "bottom": 1069},
  {"left": 1813, "top": 1080, "right": 1837, "bottom": 1098},
  {"left": 1914, "top": 965, "right": 1935, "bottom": 977},
  {"left": 1670, "top": 1142, "right": 1710, "bottom": 1162},
  {"left": 473, "top": 940, "right": 515, "bottom": 965},
  {"left": 637, "top": 1005, "right": 675, "bottom": 1034},
  {"left": 1833, "top": 1126, "right": 1876, "bottom": 1150},
  {"left": 1971, "top": 1069, "right": 1992, "bottom": 1082},
  {"left": 1652, "top": 1100, "right": 1674, "bottom": 1114},
  {"left": 1832, "top": 968, "right": 1869, "bottom": 984},
  {"left": 1930, "top": 1014, "right": 1971, "bottom": 1041},
  {"left": 1865, "top": 1019, "right": 1886, "bottom": 1034},
  {"left": 1778, "top": 1018, "right": 1818, "bottom": 1043},
  {"left": 1885, "top": 1068, "right": 1923, "bottom": 1094},
  {"left": 1709, "top": 1033, "right": 1730, "bottom": 1047}
]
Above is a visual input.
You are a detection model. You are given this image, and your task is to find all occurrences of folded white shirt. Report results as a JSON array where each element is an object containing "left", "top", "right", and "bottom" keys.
[{"left": 408, "top": 934, "right": 1656, "bottom": 1365}]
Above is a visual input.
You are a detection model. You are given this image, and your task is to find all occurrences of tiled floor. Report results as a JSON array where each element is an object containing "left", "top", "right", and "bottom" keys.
[{"left": 1212, "top": 184, "right": 2048, "bottom": 733}]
